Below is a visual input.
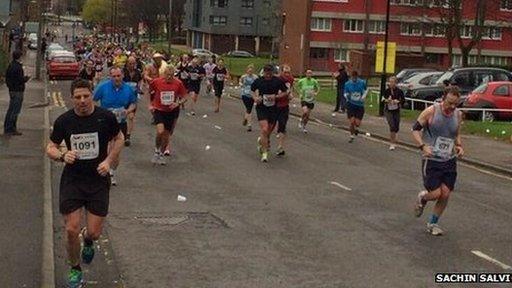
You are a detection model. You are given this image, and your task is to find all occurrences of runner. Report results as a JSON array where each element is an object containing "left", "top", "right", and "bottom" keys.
[
  {"left": 383, "top": 76, "right": 404, "bottom": 150},
  {"left": 143, "top": 53, "right": 166, "bottom": 126},
  {"left": 78, "top": 59, "right": 96, "bottom": 85},
  {"left": 239, "top": 64, "right": 258, "bottom": 132},
  {"left": 203, "top": 57, "right": 217, "bottom": 96},
  {"left": 176, "top": 54, "right": 190, "bottom": 86},
  {"left": 122, "top": 56, "right": 143, "bottom": 146},
  {"left": 251, "top": 64, "right": 288, "bottom": 162},
  {"left": 297, "top": 69, "right": 319, "bottom": 134},
  {"left": 185, "top": 57, "right": 205, "bottom": 116},
  {"left": 212, "top": 59, "right": 229, "bottom": 113},
  {"left": 412, "top": 86, "right": 464, "bottom": 236},
  {"left": 344, "top": 70, "right": 368, "bottom": 143},
  {"left": 94, "top": 67, "right": 137, "bottom": 185},
  {"left": 46, "top": 79, "right": 124, "bottom": 288},
  {"left": 113, "top": 48, "right": 128, "bottom": 68},
  {"left": 149, "top": 65, "right": 188, "bottom": 165},
  {"left": 275, "top": 65, "right": 294, "bottom": 155}
]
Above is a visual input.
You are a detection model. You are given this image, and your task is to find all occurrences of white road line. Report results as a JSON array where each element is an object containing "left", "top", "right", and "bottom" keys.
[
  {"left": 42, "top": 105, "right": 56, "bottom": 287},
  {"left": 471, "top": 250, "right": 512, "bottom": 270},
  {"left": 329, "top": 181, "right": 352, "bottom": 191}
]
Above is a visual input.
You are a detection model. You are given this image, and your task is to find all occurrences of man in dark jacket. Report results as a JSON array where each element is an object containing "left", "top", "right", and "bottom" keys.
[
  {"left": 333, "top": 64, "right": 349, "bottom": 114},
  {"left": 3, "top": 50, "right": 30, "bottom": 135}
]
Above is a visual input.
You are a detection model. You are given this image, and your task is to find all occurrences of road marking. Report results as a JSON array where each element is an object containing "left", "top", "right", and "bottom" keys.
[
  {"left": 42, "top": 105, "right": 56, "bottom": 287},
  {"left": 329, "top": 181, "right": 352, "bottom": 191},
  {"left": 471, "top": 250, "right": 512, "bottom": 270}
]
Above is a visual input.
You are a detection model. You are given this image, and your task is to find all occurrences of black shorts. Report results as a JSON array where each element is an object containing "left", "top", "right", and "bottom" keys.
[
  {"left": 59, "top": 172, "right": 110, "bottom": 217},
  {"left": 276, "top": 106, "right": 289, "bottom": 134},
  {"left": 187, "top": 84, "right": 201, "bottom": 94},
  {"left": 301, "top": 101, "right": 315, "bottom": 110},
  {"left": 242, "top": 96, "right": 254, "bottom": 114},
  {"left": 214, "top": 84, "right": 224, "bottom": 98},
  {"left": 385, "top": 109, "right": 400, "bottom": 133},
  {"left": 255, "top": 104, "right": 277, "bottom": 124},
  {"left": 154, "top": 109, "right": 180, "bottom": 132},
  {"left": 347, "top": 102, "right": 365, "bottom": 120},
  {"left": 422, "top": 158, "right": 457, "bottom": 192}
]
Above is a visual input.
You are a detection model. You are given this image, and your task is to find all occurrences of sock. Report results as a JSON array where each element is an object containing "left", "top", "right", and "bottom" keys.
[
  {"left": 72, "top": 264, "right": 81, "bottom": 271},
  {"left": 429, "top": 214, "right": 439, "bottom": 224},
  {"left": 84, "top": 237, "right": 93, "bottom": 246}
]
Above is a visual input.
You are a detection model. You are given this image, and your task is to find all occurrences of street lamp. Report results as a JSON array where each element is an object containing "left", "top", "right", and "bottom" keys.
[
  {"left": 378, "top": 0, "right": 391, "bottom": 116},
  {"left": 168, "top": 0, "right": 173, "bottom": 53}
]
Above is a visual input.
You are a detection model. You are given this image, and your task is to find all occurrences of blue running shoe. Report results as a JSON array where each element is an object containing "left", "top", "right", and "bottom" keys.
[
  {"left": 81, "top": 243, "right": 95, "bottom": 264},
  {"left": 68, "top": 268, "right": 84, "bottom": 288}
]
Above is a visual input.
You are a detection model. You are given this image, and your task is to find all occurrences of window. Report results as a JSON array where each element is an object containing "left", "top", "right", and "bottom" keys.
[
  {"left": 482, "top": 27, "right": 502, "bottom": 40},
  {"left": 368, "top": 21, "right": 386, "bottom": 34},
  {"left": 262, "top": 18, "right": 270, "bottom": 25},
  {"left": 310, "top": 48, "right": 328, "bottom": 59},
  {"left": 425, "top": 24, "right": 445, "bottom": 37},
  {"left": 400, "top": 23, "right": 421, "bottom": 36},
  {"left": 493, "top": 85, "right": 509, "bottom": 96},
  {"left": 452, "top": 71, "right": 472, "bottom": 88},
  {"left": 451, "top": 55, "right": 462, "bottom": 66},
  {"left": 210, "top": 16, "right": 227, "bottom": 26},
  {"left": 480, "top": 56, "right": 508, "bottom": 66},
  {"left": 240, "top": 17, "right": 253, "bottom": 26},
  {"left": 344, "top": 19, "right": 364, "bottom": 33},
  {"left": 460, "top": 26, "right": 473, "bottom": 39},
  {"left": 472, "top": 71, "right": 494, "bottom": 86},
  {"left": 241, "top": 0, "right": 254, "bottom": 8},
  {"left": 311, "top": 18, "right": 332, "bottom": 32},
  {"left": 334, "top": 49, "right": 350, "bottom": 62},
  {"left": 211, "top": 0, "right": 228, "bottom": 7},
  {"left": 425, "top": 53, "right": 442, "bottom": 64},
  {"left": 391, "top": 0, "right": 424, "bottom": 6},
  {"left": 495, "top": 71, "right": 511, "bottom": 81},
  {"left": 501, "top": 0, "right": 512, "bottom": 11}
]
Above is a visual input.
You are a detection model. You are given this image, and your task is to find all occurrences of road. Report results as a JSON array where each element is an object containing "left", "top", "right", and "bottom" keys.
[{"left": 45, "top": 71, "right": 512, "bottom": 287}]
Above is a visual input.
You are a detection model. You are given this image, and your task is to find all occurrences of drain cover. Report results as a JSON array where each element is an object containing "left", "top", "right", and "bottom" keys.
[
  {"left": 135, "top": 212, "right": 228, "bottom": 229},
  {"left": 135, "top": 216, "right": 189, "bottom": 226}
]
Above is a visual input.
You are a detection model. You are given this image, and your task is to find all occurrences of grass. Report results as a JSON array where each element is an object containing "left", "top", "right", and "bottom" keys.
[
  {"left": 223, "top": 56, "right": 275, "bottom": 77},
  {"left": 317, "top": 87, "right": 512, "bottom": 141}
]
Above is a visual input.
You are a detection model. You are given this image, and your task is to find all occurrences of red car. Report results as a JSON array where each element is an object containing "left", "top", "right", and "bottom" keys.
[
  {"left": 47, "top": 52, "right": 80, "bottom": 80},
  {"left": 463, "top": 81, "right": 512, "bottom": 121}
]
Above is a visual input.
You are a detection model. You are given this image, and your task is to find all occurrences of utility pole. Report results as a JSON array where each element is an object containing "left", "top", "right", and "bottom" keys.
[
  {"left": 378, "top": 0, "right": 391, "bottom": 117},
  {"left": 168, "top": 0, "right": 173, "bottom": 54},
  {"left": 35, "top": 0, "right": 45, "bottom": 80}
]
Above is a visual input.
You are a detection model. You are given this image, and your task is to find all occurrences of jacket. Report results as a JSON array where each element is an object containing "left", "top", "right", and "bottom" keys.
[{"left": 5, "top": 61, "right": 28, "bottom": 92}]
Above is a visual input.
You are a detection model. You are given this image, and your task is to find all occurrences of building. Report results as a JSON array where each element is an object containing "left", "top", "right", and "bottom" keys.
[
  {"left": 280, "top": 0, "right": 512, "bottom": 75},
  {"left": 184, "top": 0, "right": 281, "bottom": 55},
  {"left": 0, "top": 0, "right": 13, "bottom": 50}
]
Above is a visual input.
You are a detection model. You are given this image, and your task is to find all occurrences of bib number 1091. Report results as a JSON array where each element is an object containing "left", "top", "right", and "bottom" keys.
[{"left": 70, "top": 132, "right": 100, "bottom": 160}]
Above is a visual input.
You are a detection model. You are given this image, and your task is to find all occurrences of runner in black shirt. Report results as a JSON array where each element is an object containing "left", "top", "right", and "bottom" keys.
[
  {"left": 212, "top": 59, "right": 229, "bottom": 113},
  {"left": 78, "top": 59, "right": 96, "bottom": 86},
  {"left": 185, "top": 57, "right": 205, "bottom": 115},
  {"left": 122, "top": 56, "right": 143, "bottom": 146},
  {"left": 46, "top": 79, "right": 124, "bottom": 287},
  {"left": 251, "top": 64, "right": 287, "bottom": 162}
]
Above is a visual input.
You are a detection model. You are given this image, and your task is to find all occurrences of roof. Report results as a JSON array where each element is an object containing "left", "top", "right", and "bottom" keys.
[
  {"left": 0, "top": 15, "right": 10, "bottom": 28},
  {"left": 0, "top": 0, "right": 10, "bottom": 27}
]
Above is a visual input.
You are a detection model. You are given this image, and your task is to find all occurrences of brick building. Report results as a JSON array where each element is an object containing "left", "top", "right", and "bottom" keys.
[
  {"left": 184, "top": 0, "right": 281, "bottom": 55},
  {"left": 280, "top": 0, "right": 512, "bottom": 75}
]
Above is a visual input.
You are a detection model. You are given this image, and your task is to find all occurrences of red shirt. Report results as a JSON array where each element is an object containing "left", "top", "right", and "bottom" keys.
[
  {"left": 276, "top": 75, "right": 294, "bottom": 107},
  {"left": 150, "top": 77, "right": 187, "bottom": 112}
]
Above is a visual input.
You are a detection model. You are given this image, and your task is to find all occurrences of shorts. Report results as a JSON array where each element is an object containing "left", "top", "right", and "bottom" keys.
[
  {"left": 59, "top": 172, "right": 110, "bottom": 217},
  {"left": 347, "top": 102, "right": 365, "bottom": 120},
  {"left": 276, "top": 106, "right": 289, "bottom": 134},
  {"left": 242, "top": 96, "right": 254, "bottom": 114},
  {"left": 154, "top": 109, "right": 180, "bottom": 132},
  {"left": 385, "top": 109, "right": 400, "bottom": 133},
  {"left": 214, "top": 84, "right": 224, "bottom": 98},
  {"left": 255, "top": 104, "right": 277, "bottom": 124},
  {"left": 187, "top": 84, "right": 201, "bottom": 94},
  {"left": 301, "top": 101, "right": 315, "bottom": 110},
  {"left": 422, "top": 158, "right": 457, "bottom": 192}
]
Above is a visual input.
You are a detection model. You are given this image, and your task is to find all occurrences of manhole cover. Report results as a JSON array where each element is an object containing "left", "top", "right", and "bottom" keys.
[{"left": 135, "top": 212, "right": 228, "bottom": 229}]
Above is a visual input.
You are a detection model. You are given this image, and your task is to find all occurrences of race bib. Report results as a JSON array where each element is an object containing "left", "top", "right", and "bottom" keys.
[
  {"left": 108, "top": 107, "right": 127, "bottom": 123},
  {"left": 433, "top": 136, "right": 454, "bottom": 159},
  {"left": 387, "top": 100, "right": 399, "bottom": 111},
  {"left": 242, "top": 86, "right": 251, "bottom": 95},
  {"left": 216, "top": 74, "right": 225, "bottom": 81},
  {"left": 160, "top": 91, "right": 175, "bottom": 105},
  {"left": 70, "top": 132, "right": 99, "bottom": 160},
  {"left": 263, "top": 94, "right": 275, "bottom": 107},
  {"left": 95, "top": 64, "right": 103, "bottom": 71},
  {"left": 190, "top": 73, "right": 199, "bottom": 80}
]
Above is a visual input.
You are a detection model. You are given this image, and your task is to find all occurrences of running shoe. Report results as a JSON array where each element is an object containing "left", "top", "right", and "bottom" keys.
[
  {"left": 247, "top": 125, "right": 252, "bottom": 132},
  {"left": 261, "top": 151, "right": 268, "bottom": 163},
  {"left": 348, "top": 135, "right": 355, "bottom": 143},
  {"left": 389, "top": 145, "right": 396, "bottom": 151},
  {"left": 331, "top": 112, "right": 336, "bottom": 117},
  {"left": 276, "top": 147, "right": 285, "bottom": 157},
  {"left": 257, "top": 137, "right": 263, "bottom": 155},
  {"left": 302, "top": 128, "right": 308, "bottom": 134},
  {"left": 414, "top": 190, "right": 428, "bottom": 217},
  {"left": 110, "top": 176, "right": 117, "bottom": 186},
  {"left": 67, "top": 268, "right": 84, "bottom": 288},
  {"left": 298, "top": 121, "right": 303, "bottom": 129},
  {"left": 151, "top": 152, "right": 160, "bottom": 164},
  {"left": 157, "top": 154, "right": 167, "bottom": 165},
  {"left": 191, "top": 111, "right": 196, "bottom": 116},
  {"left": 242, "top": 118, "right": 248, "bottom": 126},
  {"left": 81, "top": 243, "right": 95, "bottom": 265},
  {"left": 124, "top": 139, "right": 131, "bottom": 147},
  {"left": 426, "top": 223, "right": 444, "bottom": 236},
  {"left": 164, "top": 149, "right": 171, "bottom": 156}
]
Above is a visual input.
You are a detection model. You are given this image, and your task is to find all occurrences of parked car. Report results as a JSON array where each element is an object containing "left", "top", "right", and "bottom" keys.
[
  {"left": 463, "top": 81, "right": 512, "bottom": 121},
  {"left": 192, "top": 48, "right": 218, "bottom": 59},
  {"left": 27, "top": 33, "right": 38, "bottom": 50},
  {"left": 395, "top": 68, "right": 437, "bottom": 83},
  {"left": 227, "top": 50, "right": 254, "bottom": 58},
  {"left": 398, "top": 71, "right": 444, "bottom": 91},
  {"left": 47, "top": 53, "right": 80, "bottom": 80},
  {"left": 405, "top": 67, "right": 512, "bottom": 110},
  {"left": 45, "top": 43, "right": 65, "bottom": 60}
]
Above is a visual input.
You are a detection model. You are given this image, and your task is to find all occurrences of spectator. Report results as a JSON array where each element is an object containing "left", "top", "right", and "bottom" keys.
[
  {"left": 3, "top": 50, "right": 30, "bottom": 136},
  {"left": 333, "top": 63, "right": 349, "bottom": 114},
  {"left": 383, "top": 76, "right": 405, "bottom": 150}
]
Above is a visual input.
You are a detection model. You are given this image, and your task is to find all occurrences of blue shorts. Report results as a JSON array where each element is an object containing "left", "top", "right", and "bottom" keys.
[{"left": 422, "top": 158, "right": 457, "bottom": 191}]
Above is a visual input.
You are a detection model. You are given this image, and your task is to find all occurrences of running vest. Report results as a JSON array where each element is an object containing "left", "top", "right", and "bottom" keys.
[
  {"left": 422, "top": 103, "right": 459, "bottom": 162},
  {"left": 241, "top": 74, "right": 256, "bottom": 97}
]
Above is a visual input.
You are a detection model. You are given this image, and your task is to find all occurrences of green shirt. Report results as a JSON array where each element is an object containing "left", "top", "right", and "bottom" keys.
[{"left": 297, "top": 77, "right": 319, "bottom": 103}]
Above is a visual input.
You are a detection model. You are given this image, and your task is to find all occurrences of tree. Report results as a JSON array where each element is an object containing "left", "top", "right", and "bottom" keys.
[{"left": 82, "top": 0, "right": 111, "bottom": 26}]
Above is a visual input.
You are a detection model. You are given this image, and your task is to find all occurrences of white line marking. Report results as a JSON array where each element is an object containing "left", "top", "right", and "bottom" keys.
[
  {"left": 471, "top": 250, "right": 512, "bottom": 270},
  {"left": 329, "top": 181, "right": 352, "bottom": 191}
]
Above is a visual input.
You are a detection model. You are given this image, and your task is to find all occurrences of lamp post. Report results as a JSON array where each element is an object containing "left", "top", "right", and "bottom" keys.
[
  {"left": 378, "top": 0, "right": 391, "bottom": 116},
  {"left": 168, "top": 0, "right": 173, "bottom": 54}
]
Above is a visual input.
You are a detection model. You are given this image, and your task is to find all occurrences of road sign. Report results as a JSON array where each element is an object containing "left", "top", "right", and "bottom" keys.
[{"left": 375, "top": 41, "right": 396, "bottom": 74}]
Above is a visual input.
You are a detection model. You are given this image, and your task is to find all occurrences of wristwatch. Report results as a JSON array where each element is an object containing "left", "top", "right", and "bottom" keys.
[{"left": 58, "top": 151, "right": 66, "bottom": 162}]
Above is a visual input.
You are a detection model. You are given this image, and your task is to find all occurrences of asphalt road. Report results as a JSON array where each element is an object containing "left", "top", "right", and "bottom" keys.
[{"left": 45, "top": 73, "right": 512, "bottom": 287}]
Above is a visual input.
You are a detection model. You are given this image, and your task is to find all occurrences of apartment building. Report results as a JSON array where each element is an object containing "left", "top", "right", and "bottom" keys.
[
  {"left": 184, "top": 0, "right": 281, "bottom": 55},
  {"left": 280, "top": 0, "right": 512, "bottom": 74}
]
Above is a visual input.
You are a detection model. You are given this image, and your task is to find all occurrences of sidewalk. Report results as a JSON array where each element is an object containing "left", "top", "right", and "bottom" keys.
[{"left": 225, "top": 86, "right": 512, "bottom": 176}]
